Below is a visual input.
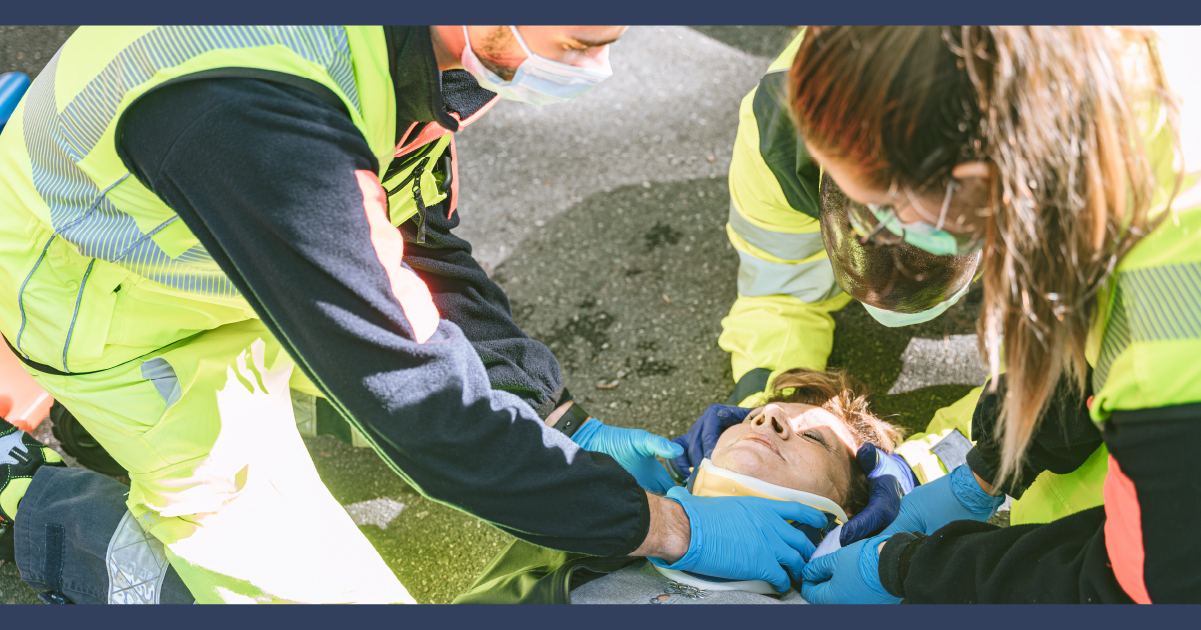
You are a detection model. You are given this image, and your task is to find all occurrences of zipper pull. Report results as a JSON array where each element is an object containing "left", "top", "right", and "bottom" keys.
[
  {"left": 411, "top": 157, "right": 429, "bottom": 244},
  {"left": 438, "top": 155, "right": 453, "bottom": 194}
]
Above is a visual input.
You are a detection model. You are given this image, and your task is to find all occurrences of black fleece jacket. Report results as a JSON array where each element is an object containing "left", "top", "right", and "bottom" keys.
[
  {"left": 113, "top": 26, "right": 650, "bottom": 557},
  {"left": 878, "top": 374, "right": 1201, "bottom": 603}
]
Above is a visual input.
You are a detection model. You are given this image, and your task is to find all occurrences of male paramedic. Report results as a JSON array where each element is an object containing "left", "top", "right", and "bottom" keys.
[{"left": 0, "top": 25, "right": 825, "bottom": 604}]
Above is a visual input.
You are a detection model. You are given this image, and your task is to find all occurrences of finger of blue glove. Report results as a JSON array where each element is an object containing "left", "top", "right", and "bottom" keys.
[
  {"left": 632, "top": 460, "right": 677, "bottom": 494},
  {"left": 879, "top": 464, "right": 1000, "bottom": 538},
  {"left": 666, "top": 444, "right": 691, "bottom": 484},
  {"left": 839, "top": 474, "right": 902, "bottom": 546},
  {"left": 880, "top": 451, "right": 919, "bottom": 494},
  {"left": 800, "top": 548, "right": 836, "bottom": 584},
  {"left": 699, "top": 406, "right": 751, "bottom": 456},
  {"left": 800, "top": 538, "right": 901, "bottom": 604},
  {"left": 800, "top": 578, "right": 835, "bottom": 604},
  {"left": 761, "top": 497, "right": 830, "bottom": 531},
  {"left": 670, "top": 405, "right": 753, "bottom": 479},
  {"left": 636, "top": 432, "right": 684, "bottom": 460},
  {"left": 857, "top": 443, "right": 918, "bottom": 494},
  {"left": 766, "top": 534, "right": 809, "bottom": 589},
  {"left": 855, "top": 442, "right": 883, "bottom": 476},
  {"left": 762, "top": 551, "right": 797, "bottom": 593}
]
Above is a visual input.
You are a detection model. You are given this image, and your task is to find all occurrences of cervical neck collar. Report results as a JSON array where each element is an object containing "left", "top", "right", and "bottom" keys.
[
  {"left": 650, "top": 459, "right": 848, "bottom": 596},
  {"left": 689, "top": 459, "right": 848, "bottom": 524}
]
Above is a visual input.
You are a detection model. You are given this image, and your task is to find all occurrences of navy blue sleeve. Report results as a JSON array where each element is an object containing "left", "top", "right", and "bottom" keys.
[
  {"left": 117, "top": 78, "right": 649, "bottom": 556},
  {"left": 884, "top": 405, "right": 1201, "bottom": 603},
  {"left": 400, "top": 200, "right": 569, "bottom": 418}
]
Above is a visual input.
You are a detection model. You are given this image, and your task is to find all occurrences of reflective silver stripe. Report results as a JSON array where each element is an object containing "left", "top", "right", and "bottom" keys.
[
  {"left": 727, "top": 200, "right": 825, "bottom": 262},
  {"left": 291, "top": 389, "right": 319, "bottom": 438},
  {"left": 60, "top": 258, "right": 96, "bottom": 372},
  {"left": 735, "top": 249, "right": 842, "bottom": 303},
  {"left": 106, "top": 510, "right": 170, "bottom": 604},
  {"left": 141, "top": 357, "right": 182, "bottom": 409},
  {"left": 1093, "top": 260, "right": 1201, "bottom": 393},
  {"left": 24, "top": 27, "right": 360, "bottom": 299}
]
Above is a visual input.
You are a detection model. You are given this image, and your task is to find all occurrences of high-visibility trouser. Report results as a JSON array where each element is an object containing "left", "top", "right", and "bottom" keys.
[
  {"left": 26, "top": 319, "right": 413, "bottom": 604},
  {"left": 895, "top": 385, "right": 1107, "bottom": 525}
]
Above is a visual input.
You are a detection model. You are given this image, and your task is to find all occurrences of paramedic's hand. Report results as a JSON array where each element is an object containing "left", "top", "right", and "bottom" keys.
[
  {"left": 860, "top": 443, "right": 919, "bottom": 494},
  {"left": 838, "top": 444, "right": 917, "bottom": 545},
  {"left": 881, "top": 463, "right": 1004, "bottom": 538},
  {"left": 801, "top": 535, "right": 901, "bottom": 604},
  {"left": 572, "top": 419, "right": 682, "bottom": 494},
  {"left": 668, "top": 405, "right": 753, "bottom": 482},
  {"left": 648, "top": 486, "right": 826, "bottom": 593}
]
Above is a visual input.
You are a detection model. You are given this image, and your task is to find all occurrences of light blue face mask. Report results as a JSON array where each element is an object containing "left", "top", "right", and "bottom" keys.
[
  {"left": 846, "top": 180, "right": 980, "bottom": 257},
  {"left": 460, "top": 26, "right": 613, "bottom": 106},
  {"left": 860, "top": 279, "right": 971, "bottom": 328}
]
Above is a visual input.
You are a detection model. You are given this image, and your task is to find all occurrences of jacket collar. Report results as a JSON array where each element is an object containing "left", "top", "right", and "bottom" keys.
[{"left": 385, "top": 26, "right": 498, "bottom": 136}]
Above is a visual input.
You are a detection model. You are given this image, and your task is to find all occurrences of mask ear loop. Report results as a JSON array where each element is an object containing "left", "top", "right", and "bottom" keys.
[
  {"left": 934, "top": 179, "right": 957, "bottom": 231},
  {"left": 508, "top": 25, "right": 536, "bottom": 58}
]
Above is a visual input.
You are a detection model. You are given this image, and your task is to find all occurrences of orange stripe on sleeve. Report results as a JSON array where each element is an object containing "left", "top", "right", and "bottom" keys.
[
  {"left": 355, "top": 170, "right": 440, "bottom": 344},
  {"left": 1103, "top": 455, "right": 1152, "bottom": 604}
]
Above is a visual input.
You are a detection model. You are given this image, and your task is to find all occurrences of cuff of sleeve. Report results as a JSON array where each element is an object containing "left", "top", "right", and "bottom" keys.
[
  {"left": 878, "top": 531, "right": 926, "bottom": 598},
  {"left": 536, "top": 384, "right": 571, "bottom": 420},
  {"left": 616, "top": 488, "right": 655, "bottom": 557},
  {"left": 966, "top": 445, "right": 1025, "bottom": 500}
]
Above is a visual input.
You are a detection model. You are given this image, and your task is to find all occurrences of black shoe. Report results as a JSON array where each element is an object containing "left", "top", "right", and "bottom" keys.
[{"left": 49, "top": 402, "right": 127, "bottom": 477}]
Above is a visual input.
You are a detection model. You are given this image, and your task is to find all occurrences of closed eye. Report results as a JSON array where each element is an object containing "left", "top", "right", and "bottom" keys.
[{"left": 802, "top": 429, "right": 829, "bottom": 449}]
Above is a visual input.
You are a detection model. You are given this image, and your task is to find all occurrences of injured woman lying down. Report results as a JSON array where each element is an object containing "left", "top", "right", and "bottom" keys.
[{"left": 454, "top": 368, "right": 904, "bottom": 605}]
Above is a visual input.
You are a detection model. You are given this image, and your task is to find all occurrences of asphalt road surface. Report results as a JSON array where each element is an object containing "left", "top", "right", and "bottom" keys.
[{"left": 0, "top": 26, "right": 990, "bottom": 604}]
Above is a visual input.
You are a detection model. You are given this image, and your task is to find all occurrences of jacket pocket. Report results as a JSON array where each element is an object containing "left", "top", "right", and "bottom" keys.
[{"left": 62, "top": 259, "right": 130, "bottom": 371}]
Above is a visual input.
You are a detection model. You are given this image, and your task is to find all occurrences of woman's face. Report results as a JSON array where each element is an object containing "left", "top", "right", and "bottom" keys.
[
  {"left": 709, "top": 403, "right": 859, "bottom": 508},
  {"left": 806, "top": 142, "right": 992, "bottom": 240}
]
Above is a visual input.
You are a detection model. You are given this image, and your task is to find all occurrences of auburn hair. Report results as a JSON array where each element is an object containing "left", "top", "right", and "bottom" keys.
[{"left": 789, "top": 27, "right": 1182, "bottom": 483}]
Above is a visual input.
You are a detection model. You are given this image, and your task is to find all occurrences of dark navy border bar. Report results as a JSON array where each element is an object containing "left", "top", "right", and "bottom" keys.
[
  {"left": 4, "top": 0, "right": 1200, "bottom": 25},
  {"left": 6, "top": 603, "right": 1201, "bottom": 629}
]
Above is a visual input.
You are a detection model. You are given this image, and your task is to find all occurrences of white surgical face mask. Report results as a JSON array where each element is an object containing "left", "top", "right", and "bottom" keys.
[
  {"left": 861, "top": 280, "right": 971, "bottom": 328},
  {"left": 459, "top": 25, "right": 613, "bottom": 106}
]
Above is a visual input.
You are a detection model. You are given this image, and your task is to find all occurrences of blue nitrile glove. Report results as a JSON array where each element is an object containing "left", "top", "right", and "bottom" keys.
[
  {"left": 667, "top": 404, "right": 753, "bottom": 482},
  {"left": 648, "top": 486, "right": 827, "bottom": 593},
  {"left": 801, "top": 534, "right": 901, "bottom": 604},
  {"left": 860, "top": 443, "right": 919, "bottom": 494},
  {"left": 572, "top": 419, "right": 683, "bottom": 494},
  {"left": 0, "top": 72, "right": 33, "bottom": 132},
  {"left": 881, "top": 463, "right": 1004, "bottom": 538},
  {"left": 840, "top": 474, "right": 902, "bottom": 546},
  {"left": 838, "top": 443, "right": 919, "bottom": 545}
]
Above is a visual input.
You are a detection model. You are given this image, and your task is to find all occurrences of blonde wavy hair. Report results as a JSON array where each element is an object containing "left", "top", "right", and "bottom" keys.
[{"left": 789, "top": 26, "right": 1183, "bottom": 483}]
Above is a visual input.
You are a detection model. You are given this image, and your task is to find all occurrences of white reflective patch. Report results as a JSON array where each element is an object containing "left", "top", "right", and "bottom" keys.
[
  {"left": 0, "top": 430, "right": 31, "bottom": 466},
  {"left": 106, "top": 510, "right": 170, "bottom": 604},
  {"left": 887, "top": 335, "right": 990, "bottom": 395}
]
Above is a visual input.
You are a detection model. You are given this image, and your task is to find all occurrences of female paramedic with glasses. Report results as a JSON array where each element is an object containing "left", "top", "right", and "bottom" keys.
[{"left": 790, "top": 26, "right": 1200, "bottom": 604}]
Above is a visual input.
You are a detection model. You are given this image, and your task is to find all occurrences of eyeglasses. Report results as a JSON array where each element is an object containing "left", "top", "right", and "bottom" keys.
[{"left": 845, "top": 179, "right": 979, "bottom": 257}]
